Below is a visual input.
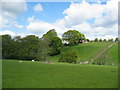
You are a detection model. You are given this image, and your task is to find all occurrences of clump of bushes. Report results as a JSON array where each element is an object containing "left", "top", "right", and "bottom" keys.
[{"left": 59, "top": 50, "right": 78, "bottom": 63}]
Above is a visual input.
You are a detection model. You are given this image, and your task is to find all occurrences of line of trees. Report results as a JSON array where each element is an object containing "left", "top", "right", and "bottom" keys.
[
  {"left": 93, "top": 38, "right": 119, "bottom": 42},
  {"left": 1, "top": 29, "right": 119, "bottom": 62},
  {"left": 2, "top": 29, "right": 63, "bottom": 60}
]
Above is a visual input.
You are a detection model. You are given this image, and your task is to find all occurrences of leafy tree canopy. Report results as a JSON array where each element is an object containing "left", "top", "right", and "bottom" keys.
[
  {"left": 42, "top": 29, "right": 62, "bottom": 56},
  {"left": 62, "top": 30, "right": 85, "bottom": 45},
  {"left": 94, "top": 38, "right": 98, "bottom": 42}
]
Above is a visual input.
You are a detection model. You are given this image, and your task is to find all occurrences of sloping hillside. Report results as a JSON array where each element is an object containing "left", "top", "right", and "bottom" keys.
[{"left": 49, "top": 42, "right": 118, "bottom": 65}]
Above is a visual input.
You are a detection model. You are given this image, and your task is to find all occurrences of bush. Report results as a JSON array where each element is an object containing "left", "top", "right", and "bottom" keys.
[{"left": 59, "top": 50, "right": 78, "bottom": 63}]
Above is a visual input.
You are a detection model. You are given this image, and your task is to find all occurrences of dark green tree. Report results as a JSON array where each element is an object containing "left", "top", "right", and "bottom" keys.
[
  {"left": 16, "top": 35, "right": 39, "bottom": 60},
  {"left": 62, "top": 30, "right": 84, "bottom": 46},
  {"left": 108, "top": 38, "right": 113, "bottom": 42},
  {"left": 49, "top": 36, "right": 62, "bottom": 55},
  {"left": 2, "top": 34, "right": 14, "bottom": 59},
  {"left": 36, "top": 38, "right": 49, "bottom": 61},
  {"left": 99, "top": 39, "right": 102, "bottom": 42},
  {"left": 94, "top": 38, "right": 98, "bottom": 42},
  {"left": 90, "top": 40, "right": 94, "bottom": 42},
  {"left": 103, "top": 39, "right": 107, "bottom": 42},
  {"left": 86, "top": 39, "right": 90, "bottom": 42},
  {"left": 43, "top": 29, "right": 57, "bottom": 40},
  {"left": 115, "top": 37, "right": 119, "bottom": 42},
  {"left": 42, "top": 29, "right": 62, "bottom": 56}
]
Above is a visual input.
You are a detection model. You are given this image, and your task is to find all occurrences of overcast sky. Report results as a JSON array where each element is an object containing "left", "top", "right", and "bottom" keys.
[{"left": 0, "top": 0, "right": 119, "bottom": 40}]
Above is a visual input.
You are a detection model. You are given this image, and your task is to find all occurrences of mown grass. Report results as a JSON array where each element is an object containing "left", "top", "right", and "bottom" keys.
[{"left": 2, "top": 59, "right": 118, "bottom": 88}]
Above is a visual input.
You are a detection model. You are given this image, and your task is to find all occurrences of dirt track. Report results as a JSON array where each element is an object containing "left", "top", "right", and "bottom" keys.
[{"left": 90, "top": 42, "right": 116, "bottom": 62}]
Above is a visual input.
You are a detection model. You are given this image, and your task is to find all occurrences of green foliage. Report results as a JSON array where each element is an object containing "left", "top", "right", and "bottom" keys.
[
  {"left": 115, "top": 37, "right": 119, "bottom": 42},
  {"left": 2, "top": 35, "right": 14, "bottom": 59},
  {"left": 17, "top": 35, "right": 39, "bottom": 60},
  {"left": 103, "top": 39, "right": 107, "bottom": 42},
  {"left": 48, "top": 42, "right": 116, "bottom": 64},
  {"left": 90, "top": 40, "right": 94, "bottom": 42},
  {"left": 99, "top": 39, "right": 102, "bottom": 42},
  {"left": 36, "top": 39, "right": 49, "bottom": 61},
  {"left": 43, "top": 29, "right": 57, "bottom": 40},
  {"left": 86, "top": 39, "right": 90, "bottom": 42},
  {"left": 49, "top": 36, "right": 62, "bottom": 55},
  {"left": 2, "top": 35, "right": 39, "bottom": 60},
  {"left": 94, "top": 38, "right": 98, "bottom": 42},
  {"left": 1, "top": 30, "right": 62, "bottom": 60},
  {"left": 59, "top": 50, "right": 78, "bottom": 63},
  {"left": 108, "top": 38, "right": 113, "bottom": 42},
  {"left": 43, "top": 29, "right": 62, "bottom": 56},
  {"left": 62, "top": 30, "right": 85, "bottom": 46},
  {"left": 79, "top": 34, "right": 85, "bottom": 42}
]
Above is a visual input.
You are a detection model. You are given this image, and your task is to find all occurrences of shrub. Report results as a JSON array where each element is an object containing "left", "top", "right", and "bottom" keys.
[{"left": 59, "top": 50, "right": 78, "bottom": 63}]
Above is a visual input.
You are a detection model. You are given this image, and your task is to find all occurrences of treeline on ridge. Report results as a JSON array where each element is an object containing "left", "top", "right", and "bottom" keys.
[{"left": 1, "top": 29, "right": 119, "bottom": 63}]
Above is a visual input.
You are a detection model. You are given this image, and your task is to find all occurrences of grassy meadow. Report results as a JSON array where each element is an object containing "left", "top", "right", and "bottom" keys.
[
  {"left": 2, "top": 42, "right": 118, "bottom": 88},
  {"left": 2, "top": 60, "right": 118, "bottom": 88}
]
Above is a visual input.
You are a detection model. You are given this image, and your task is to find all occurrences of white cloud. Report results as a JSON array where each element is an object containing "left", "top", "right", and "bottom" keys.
[
  {"left": 0, "top": 30, "right": 16, "bottom": 36},
  {"left": 0, "top": 16, "right": 7, "bottom": 27},
  {"left": 0, "top": 16, "right": 11, "bottom": 28},
  {"left": 0, "top": 30, "right": 34, "bottom": 38},
  {"left": 63, "top": 1, "right": 104, "bottom": 26},
  {"left": 26, "top": 0, "right": 118, "bottom": 40},
  {"left": 1, "top": 0, "right": 27, "bottom": 30},
  {"left": 63, "top": 0, "right": 118, "bottom": 27},
  {"left": 0, "top": 15, "right": 24, "bottom": 28},
  {"left": 94, "top": 0, "right": 118, "bottom": 27},
  {"left": 26, "top": 21, "right": 53, "bottom": 34},
  {"left": 1, "top": 1, "right": 27, "bottom": 18},
  {"left": 34, "top": 3, "right": 43, "bottom": 12}
]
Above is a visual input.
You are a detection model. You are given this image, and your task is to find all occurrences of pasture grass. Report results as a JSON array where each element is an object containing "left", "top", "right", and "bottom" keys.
[
  {"left": 2, "top": 59, "right": 118, "bottom": 88},
  {"left": 107, "top": 43, "right": 118, "bottom": 64},
  {"left": 49, "top": 42, "right": 114, "bottom": 63},
  {"left": 92, "top": 42, "right": 118, "bottom": 65},
  {"left": 2, "top": 42, "right": 118, "bottom": 88}
]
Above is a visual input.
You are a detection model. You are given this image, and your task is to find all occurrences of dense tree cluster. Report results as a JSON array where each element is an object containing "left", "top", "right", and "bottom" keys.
[
  {"left": 36, "top": 38, "right": 49, "bottom": 61},
  {"left": 2, "top": 35, "right": 39, "bottom": 60},
  {"left": 1, "top": 29, "right": 119, "bottom": 63},
  {"left": 62, "top": 30, "right": 85, "bottom": 46},
  {"left": 2, "top": 29, "right": 62, "bottom": 60},
  {"left": 42, "top": 29, "right": 62, "bottom": 56}
]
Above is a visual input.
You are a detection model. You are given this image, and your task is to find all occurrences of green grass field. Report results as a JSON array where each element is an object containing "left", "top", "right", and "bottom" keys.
[
  {"left": 2, "top": 42, "right": 118, "bottom": 88},
  {"left": 92, "top": 42, "right": 118, "bottom": 65},
  {"left": 49, "top": 42, "right": 118, "bottom": 64},
  {"left": 2, "top": 60, "right": 118, "bottom": 88}
]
